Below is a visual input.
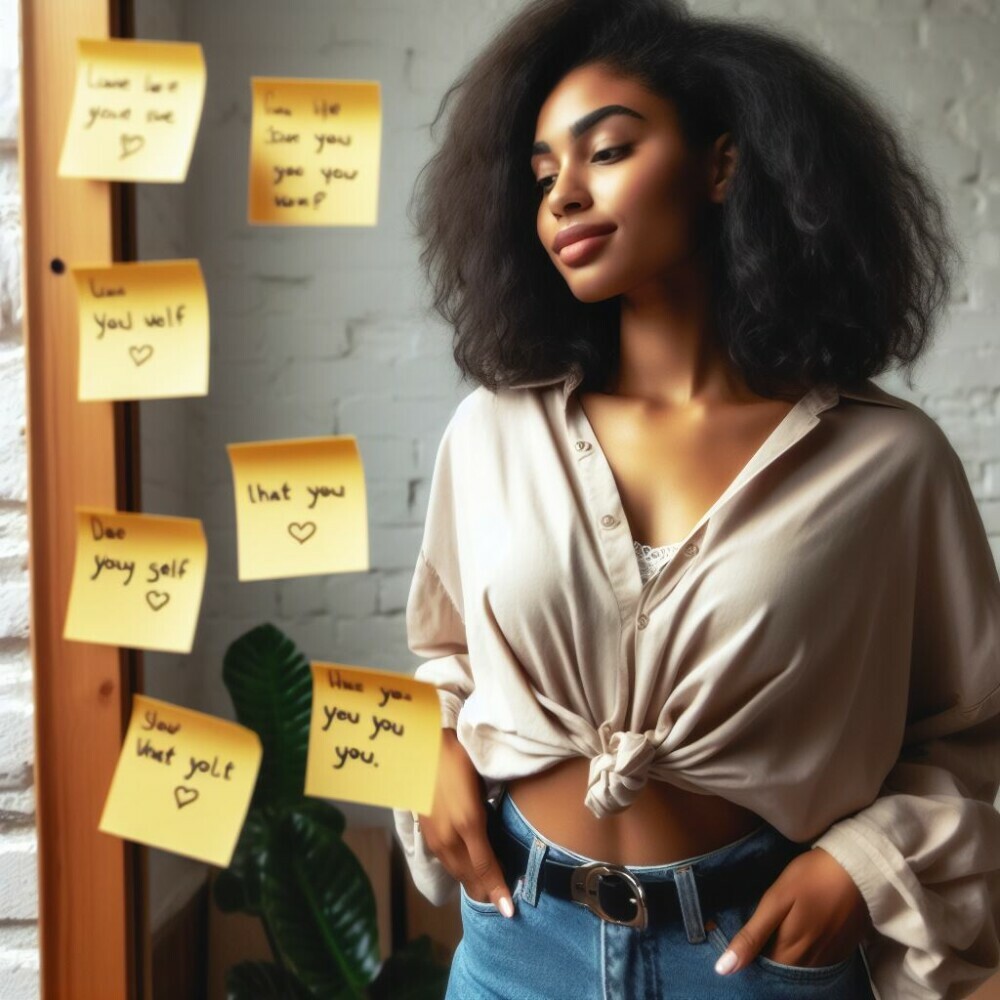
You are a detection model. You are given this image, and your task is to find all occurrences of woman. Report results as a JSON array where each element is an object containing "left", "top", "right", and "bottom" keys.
[{"left": 392, "top": 0, "right": 1000, "bottom": 997}]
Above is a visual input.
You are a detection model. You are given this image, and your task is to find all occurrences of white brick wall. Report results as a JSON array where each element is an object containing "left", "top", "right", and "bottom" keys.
[
  {"left": 135, "top": 0, "right": 1000, "bottom": 964},
  {"left": 0, "top": 0, "right": 996, "bottom": 990},
  {"left": 144, "top": 0, "right": 1000, "bottom": 710},
  {"left": 0, "top": 0, "right": 39, "bottom": 994}
]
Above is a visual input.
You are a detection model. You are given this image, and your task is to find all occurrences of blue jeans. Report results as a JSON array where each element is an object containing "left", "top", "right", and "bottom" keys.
[{"left": 445, "top": 786, "right": 877, "bottom": 1000}]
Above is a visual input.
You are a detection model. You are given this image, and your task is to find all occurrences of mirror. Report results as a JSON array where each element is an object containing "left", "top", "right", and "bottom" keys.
[
  {"left": 132, "top": 0, "right": 479, "bottom": 994},
  {"left": 112, "top": 4, "right": 1000, "bottom": 1000}
]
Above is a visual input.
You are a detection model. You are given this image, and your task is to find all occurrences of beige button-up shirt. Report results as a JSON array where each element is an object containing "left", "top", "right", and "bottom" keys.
[{"left": 392, "top": 367, "right": 1000, "bottom": 1000}]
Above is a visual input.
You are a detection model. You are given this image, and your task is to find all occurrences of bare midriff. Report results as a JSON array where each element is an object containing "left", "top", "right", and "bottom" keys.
[{"left": 505, "top": 757, "right": 766, "bottom": 865}]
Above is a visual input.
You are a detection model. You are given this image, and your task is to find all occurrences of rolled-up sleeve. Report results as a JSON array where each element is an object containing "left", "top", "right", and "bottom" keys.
[
  {"left": 407, "top": 547, "right": 473, "bottom": 730},
  {"left": 391, "top": 409, "right": 473, "bottom": 906},
  {"left": 812, "top": 433, "right": 1000, "bottom": 999}
]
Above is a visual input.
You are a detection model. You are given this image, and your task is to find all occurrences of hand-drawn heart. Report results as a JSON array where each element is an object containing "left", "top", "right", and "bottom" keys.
[
  {"left": 146, "top": 590, "right": 170, "bottom": 611},
  {"left": 129, "top": 345, "right": 154, "bottom": 366},
  {"left": 119, "top": 133, "right": 146, "bottom": 160},
  {"left": 174, "top": 786, "right": 199, "bottom": 809},
  {"left": 288, "top": 521, "right": 317, "bottom": 544}
]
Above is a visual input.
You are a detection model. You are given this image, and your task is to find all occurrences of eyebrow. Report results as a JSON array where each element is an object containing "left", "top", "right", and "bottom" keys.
[{"left": 531, "top": 104, "right": 647, "bottom": 158}]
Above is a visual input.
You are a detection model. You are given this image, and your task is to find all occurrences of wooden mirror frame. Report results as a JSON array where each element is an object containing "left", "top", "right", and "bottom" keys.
[{"left": 21, "top": 0, "right": 144, "bottom": 995}]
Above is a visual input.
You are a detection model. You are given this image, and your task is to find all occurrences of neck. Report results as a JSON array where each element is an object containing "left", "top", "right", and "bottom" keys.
[{"left": 612, "top": 261, "right": 750, "bottom": 409}]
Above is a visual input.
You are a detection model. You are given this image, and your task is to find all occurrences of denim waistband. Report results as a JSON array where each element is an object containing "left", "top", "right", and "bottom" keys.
[{"left": 495, "top": 786, "right": 800, "bottom": 882}]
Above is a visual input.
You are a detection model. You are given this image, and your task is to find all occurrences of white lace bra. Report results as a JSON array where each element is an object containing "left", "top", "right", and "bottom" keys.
[{"left": 633, "top": 539, "right": 683, "bottom": 584}]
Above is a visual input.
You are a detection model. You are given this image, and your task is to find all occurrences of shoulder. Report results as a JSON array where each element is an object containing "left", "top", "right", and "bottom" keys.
[
  {"left": 835, "top": 382, "right": 964, "bottom": 477},
  {"left": 440, "top": 385, "right": 499, "bottom": 453},
  {"left": 451, "top": 384, "right": 500, "bottom": 425},
  {"left": 445, "top": 383, "right": 552, "bottom": 447}
]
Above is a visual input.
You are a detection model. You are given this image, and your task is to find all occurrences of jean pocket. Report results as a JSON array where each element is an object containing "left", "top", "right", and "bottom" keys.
[
  {"left": 459, "top": 875, "right": 525, "bottom": 917},
  {"left": 707, "top": 907, "right": 857, "bottom": 982}
]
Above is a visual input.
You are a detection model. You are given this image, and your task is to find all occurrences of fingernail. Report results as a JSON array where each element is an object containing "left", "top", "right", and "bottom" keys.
[
  {"left": 715, "top": 949, "right": 737, "bottom": 975},
  {"left": 499, "top": 896, "right": 514, "bottom": 918}
]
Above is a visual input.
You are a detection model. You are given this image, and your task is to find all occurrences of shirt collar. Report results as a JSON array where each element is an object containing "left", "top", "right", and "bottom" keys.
[
  {"left": 835, "top": 380, "right": 907, "bottom": 408},
  {"left": 504, "top": 366, "right": 583, "bottom": 401},
  {"left": 509, "top": 367, "right": 906, "bottom": 410}
]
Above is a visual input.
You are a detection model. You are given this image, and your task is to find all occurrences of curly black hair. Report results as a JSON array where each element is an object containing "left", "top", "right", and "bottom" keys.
[{"left": 407, "top": 0, "right": 961, "bottom": 400}]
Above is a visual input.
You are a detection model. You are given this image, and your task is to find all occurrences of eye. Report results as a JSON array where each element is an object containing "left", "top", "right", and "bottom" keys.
[
  {"left": 534, "top": 144, "right": 631, "bottom": 194},
  {"left": 592, "top": 144, "right": 629, "bottom": 163}
]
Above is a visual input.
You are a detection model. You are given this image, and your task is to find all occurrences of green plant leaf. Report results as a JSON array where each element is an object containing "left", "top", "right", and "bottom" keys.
[
  {"left": 213, "top": 867, "right": 250, "bottom": 914},
  {"left": 283, "top": 795, "right": 347, "bottom": 839},
  {"left": 218, "top": 622, "right": 441, "bottom": 996},
  {"left": 213, "top": 806, "right": 272, "bottom": 915},
  {"left": 260, "top": 805, "right": 381, "bottom": 997},
  {"left": 366, "top": 936, "right": 450, "bottom": 999},
  {"left": 225, "top": 960, "right": 314, "bottom": 1000},
  {"left": 215, "top": 800, "right": 347, "bottom": 916},
  {"left": 223, "top": 623, "right": 313, "bottom": 809}
]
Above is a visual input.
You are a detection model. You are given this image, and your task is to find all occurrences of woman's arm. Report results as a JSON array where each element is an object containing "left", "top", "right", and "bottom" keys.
[{"left": 809, "top": 433, "right": 1000, "bottom": 999}]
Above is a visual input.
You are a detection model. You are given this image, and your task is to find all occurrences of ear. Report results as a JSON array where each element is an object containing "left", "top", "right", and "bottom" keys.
[{"left": 707, "top": 131, "right": 737, "bottom": 204}]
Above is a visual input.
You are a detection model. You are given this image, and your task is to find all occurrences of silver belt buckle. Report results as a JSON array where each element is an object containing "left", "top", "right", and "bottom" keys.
[{"left": 570, "top": 861, "right": 648, "bottom": 929}]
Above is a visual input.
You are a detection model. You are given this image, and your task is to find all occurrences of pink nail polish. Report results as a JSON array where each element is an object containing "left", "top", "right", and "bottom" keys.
[{"left": 499, "top": 896, "right": 514, "bottom": 918}]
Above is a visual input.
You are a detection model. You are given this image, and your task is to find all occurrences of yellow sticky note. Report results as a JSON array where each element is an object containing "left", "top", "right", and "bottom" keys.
[
  {"left": 100, "top": 694, "right": 262, "bottom": 867},
  {"left": 70, "top": 260, "right": 209, "bottom": 401},
  {"left": 248, "top": 77, "right": 381, "bottom": 226},
  {"left": 305, "top": 662, "right": 442, "bottom": 813},
  {"left": 58, "top": 38, "right": 206, "bottom": 182},
  {"left": 227, "top": 436, "right": 369, "bottom": 581},
  {"left": 64, "top": 508, "right": 207, "bottom": 653}
]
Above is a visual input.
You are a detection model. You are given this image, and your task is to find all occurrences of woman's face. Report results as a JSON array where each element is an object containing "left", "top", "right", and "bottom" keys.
[{"left": 531, "top": 62, "right": 731, "bottom": 303}]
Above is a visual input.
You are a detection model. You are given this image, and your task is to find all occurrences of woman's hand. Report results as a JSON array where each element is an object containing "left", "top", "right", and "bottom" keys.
[
  {"left": 415, "top": 727, "right": 515, "bottom": 917},
  {"left": 714, "top": 846, "right": 872, "bottom": 975}
]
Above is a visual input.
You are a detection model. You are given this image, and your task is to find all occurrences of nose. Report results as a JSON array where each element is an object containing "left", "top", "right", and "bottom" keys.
[{"left": 545, "top": 164, "right": 592, "bottom": 217}]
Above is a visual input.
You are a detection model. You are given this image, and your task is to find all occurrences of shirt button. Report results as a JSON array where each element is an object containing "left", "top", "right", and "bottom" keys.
[
  {"left": 683, "top": 542, "right": 699, "bottom": 558},
  {"left": 600, "top": 514, "right": 618, "bottom": 528},
  {"left": 575, "top": 440, "right": 591, "bottom": 452},
  {"left": 637, "top": 613, "right": 649, "bottom": 629}
]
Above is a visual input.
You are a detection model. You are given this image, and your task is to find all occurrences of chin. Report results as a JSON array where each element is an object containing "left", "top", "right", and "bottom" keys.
[{"left": 563, "top": 275, "right": 626, "bottom": 304}]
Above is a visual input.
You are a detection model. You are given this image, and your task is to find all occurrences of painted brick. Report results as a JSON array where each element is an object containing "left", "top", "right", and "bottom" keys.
[
  {"left": 338, "top": 395, "right": 457, "bottom": 439},
  {"left": 0, "top": 508, "right": 27, "bottom": 562},
  {"left": 0, "top": 787, "right": 35, "bottom": 822},
  {"left": 274, "top": 615, "right": 337, "bottom": 664},
  {"left": 0, "top": 1, "right": 18, "bottom": 73},
  {"left": 378, "top": 570, "right": 415, "bottom": 614},
  {"left": 0, "top": 706, "right": 32, "bottom": 789},
  {"left": 924, "top": 9, "right": 1000, "bottom": 66},
  {"left": 335, "top": 615, "right": 413, "bottom": 667},
  {"left": 0, "top": 832, "right": 37, "bottom": 920},
  {"left": 202, "top": 576, "right": 277, "bottom": 620},
  {"left": 0, "top": 350, "right": 27, "bottom": 503},
  {"left": 365, "top": 479, "right": 419, "bottom": 527},
  {"left": 285, "top": 573, "right": 379, "bottom": 619},
  {"left": 0, "top": 69, "right": 17, "bottom": 148},
  {"left": 0, "top": 959, "right": 39, "bottom": 1000},
  {"left": 369, "top": 525, "right": 424, "bottom": 571},
  {"left": 0, "top": 158, "right": 22, "bottom": 343},
  {"left": 347, "top": 435, "right": 420, "bottom": 479},
  {"left": 941, "top": 313, "right": 1000, "bottom": 352},
  {"left": 0, "top": 652, "right": 32, "bottom": 703},
  {"left": 0, "top": 584, "right": 28, "bottom": 640}
]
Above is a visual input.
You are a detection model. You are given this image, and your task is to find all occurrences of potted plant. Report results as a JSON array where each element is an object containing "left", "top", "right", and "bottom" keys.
[{"left": 212, "top": 622, "right": 450, "bottom": 999}]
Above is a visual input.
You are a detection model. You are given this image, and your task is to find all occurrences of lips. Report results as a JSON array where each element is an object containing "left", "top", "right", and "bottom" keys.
[{"left": 552, "top": 223, "right": 617, "bottom": 253}]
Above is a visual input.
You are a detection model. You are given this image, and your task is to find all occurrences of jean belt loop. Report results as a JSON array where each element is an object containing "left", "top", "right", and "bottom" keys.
[
  {"left": 673, "top": 865, "right": 707, "bottom": 943},
  {"left": 521, "top": 837, "right": 547, "bottom": 907}
]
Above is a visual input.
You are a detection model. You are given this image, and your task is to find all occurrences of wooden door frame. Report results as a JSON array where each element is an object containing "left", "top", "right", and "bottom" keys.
[{"left": 20, "top": 0, "right": 144, "bottom": 996}]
